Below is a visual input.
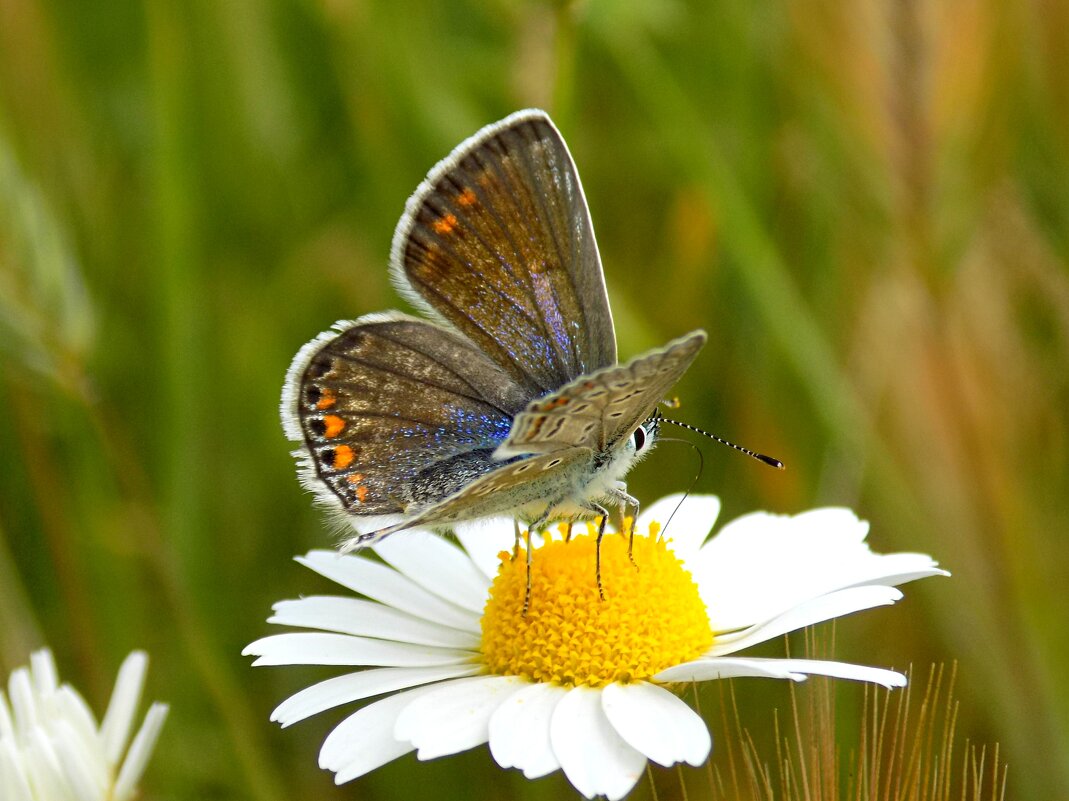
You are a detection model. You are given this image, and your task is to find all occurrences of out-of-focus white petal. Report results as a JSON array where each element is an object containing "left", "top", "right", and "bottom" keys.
[
  {"left": 100, "top": 651, "right": 147, "bottom": 766},
  {"left": 54, "top": 689, "right": 104, "bottom": 766},
  {"left": 298, "top": 551, "right": 480, "bottom": 632},
  {"left": 268, "top": 596, "right": 480, "bottom": 649},
  {"left": 50, "top": 721, "right": 100, "bottom": 801},
  {"left": 1, "top": 739, "right": 35, "bottom": 800},
  {"left": 26, "top": 729, "right": 74, "bottom": 801},
  {"left": 1, "top": 649, "right": 164, "bottom": 801},
  {"left": 550, "top": 685, "right": 647, "bottom": 801},
  {"left": 601, "top": 682, "right": 711, "bottom": 767},
  {"left": 111, "top": 703, "right": 168, "bottom": 801},
  {"left": 489, "top": 681, "right": 566, "bottom": 779},
  {"left": 29, "top": 652, "right": 59, "bottom": 697},
  {"left": 709, "top": 585, "right": 903, "bottom": 654},
  {"left": 243, "top": 632, "right": 475, "bottom": 667},
  {"left": 638, "top": 493, "right": 720, "bottom": 563},
  {"left": 394, "top": 675, "right": 526, "bottom": 760},
  {"left": 8, "top": 669, "right": 37, "bottom": 733},
  {"left": 452, "top": 517, "right": 516, "bottom": 580},
  {"left": 374, "top": 533, "right": 491, "bottom": 613},
  {"left": 0, "top": 691, "right": 15, "bottom": 742},
  {"left": 272, "top": 665, "right": 481, "bottom": 727}
]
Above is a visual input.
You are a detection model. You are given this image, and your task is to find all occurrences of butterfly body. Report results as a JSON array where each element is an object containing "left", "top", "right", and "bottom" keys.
[{"left": 282, "top": 110, "right": 706, "bottom": 546}]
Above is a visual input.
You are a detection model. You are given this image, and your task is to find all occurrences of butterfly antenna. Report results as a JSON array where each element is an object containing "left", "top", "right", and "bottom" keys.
[
  {"left": 659, "top": 417, "right": 785, "bottom": 469},
  {"left": 654, "top": 437, "right": 705, "bottom": 539}
]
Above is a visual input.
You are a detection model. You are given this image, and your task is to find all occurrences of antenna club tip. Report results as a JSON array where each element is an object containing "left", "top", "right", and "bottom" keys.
[{"left": 759, "top": 455, "right": 785, "bottom": 470}]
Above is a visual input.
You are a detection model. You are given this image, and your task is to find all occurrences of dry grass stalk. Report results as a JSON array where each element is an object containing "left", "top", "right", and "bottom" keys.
[{"left": 652, "top": 635, "right": 1005, "bottom": 801}]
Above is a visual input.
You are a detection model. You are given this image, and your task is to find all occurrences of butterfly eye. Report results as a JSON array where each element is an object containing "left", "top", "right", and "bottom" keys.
[{"left": 631, "top": 425, "right": 648, "bottom": 452}]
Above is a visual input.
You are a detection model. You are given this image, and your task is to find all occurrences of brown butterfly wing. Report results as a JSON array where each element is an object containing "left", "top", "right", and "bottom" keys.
[
  {"left": 284, "top": 314, "right": 530, "bottom": 516},
  {"left": 391, "top": 110, "right": 616, "bottom": 398}
]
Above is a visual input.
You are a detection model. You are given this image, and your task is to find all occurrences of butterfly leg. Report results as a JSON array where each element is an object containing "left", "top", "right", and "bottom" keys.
[
  {"left": 589, "top": 503, "right": 610, "bottom": 601},
  {"left": 521, "top": 502, "right": 565, "bottom": 618},
  {"left": 607, "top": 485, "right": 640, "bottom": 568},
  {"left": 512, "top": 519, "right": 522, "bottom": 560},
  {"left": 343, "top": 522, "right": 404, "bottom": 552}
]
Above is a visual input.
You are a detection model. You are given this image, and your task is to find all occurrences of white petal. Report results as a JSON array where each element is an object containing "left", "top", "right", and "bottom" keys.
[
  {"left": 846, "top": 553, "right": 951, "bottom": 587},
  {"left": 112, "top": 703, "right": 168, "bottom": 801},
  {"left": 601, "top": 682, "right": 711, "bottom": 767},
  {"left": 271, "top": 665, "right": 481, "bottom": 727},
  {"left": 269, "top": 596, "right": 480, "bottom": 649},
  {"left": 54, "top": 688, "right": 106, "bottom": 766},
  {"left": 764, "top": 659, "right": 906, "bottom": 688},
  {"left": 655, "top": 657, "right": 808, "bottom": 683},
  {"left": 320, "top": 685, "right": 439, "bottom": 781},
  {"left": 50, "top": 721, "right": 101, "bottom": 801},
  {"left": 695, "top": 508, "right": 943, "bottom": 631},
  {"left": 298, "top": 551, "right": 480, "bottom": 632},
  {"left": 0, "top": 690, "right": 15, "bottom": 742},
  {"left": 100, "top": 652, "right": 148, "bottom": 765},
  {"left": 8, "top": 668, "right": 37, "bottom": 732},
  {"left": 394, "top": 675, "right": 526, "bottom": 760},
  {"left": 25, "top": 728, "right": 75, "bottom": 801},
  {"left": 29, "top": 650, "right": 59, "bottom": 695},
  {"left": 637, "top": 494, "right": 720, "bottom": 563},
  {"left": 489, "top": 681, "right": 567, "bottom": 779},
  {"left": 374, "top": 532, "right": 491, "bottom": 613},
  {"left": 655, "top": 657, "right": 906, "bottom": 688},
  {"left": 550, "top": 685, "right": 647, "bottom": 801},
  {"left": 243, "top": 633, "right": 474, "bottom": 667},
  {"left": 709, "top": 585, "right": 902, "bottom": 654},
  {"left": 453, "top": 517, "right": 516, "bottom": 580},
  {"left": 1, "top": 739, "right": 35, "bottom": 800}
]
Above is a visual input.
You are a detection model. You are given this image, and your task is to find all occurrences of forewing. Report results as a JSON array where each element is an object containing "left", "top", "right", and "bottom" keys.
[
  {"left": 497, "top": 330, "right": 707, "bottom": 457},
  {"left": 282, "top": 314, "right": 530, "bottom": 516},
  {"left": 391, "top": 109, "right": 616, "bottom": 397},
  {"left": 358, "top": 447, "right": 595, "bottom": 542}
]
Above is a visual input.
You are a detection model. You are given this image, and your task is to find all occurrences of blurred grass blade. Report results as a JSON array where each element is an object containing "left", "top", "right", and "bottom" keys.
[{"left": 0, "top": 128, "right": 94, "bottom": 394}]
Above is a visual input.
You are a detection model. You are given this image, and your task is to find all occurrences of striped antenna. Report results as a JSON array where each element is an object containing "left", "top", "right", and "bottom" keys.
[{"left": 659, "top": 417, "right": 785, "bottom": 469}]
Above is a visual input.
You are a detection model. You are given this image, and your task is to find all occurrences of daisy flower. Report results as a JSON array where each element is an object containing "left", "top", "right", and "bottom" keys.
[
  {"left": 0, "top": 649, "right": 168, "bottom": 801},
  {"left": 244, "top": 494, "right": 947, "bottom": 800}
]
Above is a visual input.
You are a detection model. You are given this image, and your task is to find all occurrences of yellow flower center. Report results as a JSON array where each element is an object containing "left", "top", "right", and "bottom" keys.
[{"left": 480, "top": 522, "right": 713, "bottom": 687}]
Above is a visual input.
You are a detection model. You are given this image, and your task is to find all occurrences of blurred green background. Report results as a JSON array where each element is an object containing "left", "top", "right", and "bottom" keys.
[{"left": 0, "top": 0, "right": 1065, "bottom": 798}]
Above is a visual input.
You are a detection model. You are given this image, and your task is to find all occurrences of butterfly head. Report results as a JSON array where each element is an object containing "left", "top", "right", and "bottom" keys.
[{"left": 630, "top": 410, "right": 660, "bottom": 456}]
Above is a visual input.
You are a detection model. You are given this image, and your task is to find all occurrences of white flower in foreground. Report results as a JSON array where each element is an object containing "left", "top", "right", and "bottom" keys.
[
  {"left": 0, "top": 649, "right": 168, "bottom": 801},
  {"left": 244, "top": 495, "right": 947, "bottom": 800}
]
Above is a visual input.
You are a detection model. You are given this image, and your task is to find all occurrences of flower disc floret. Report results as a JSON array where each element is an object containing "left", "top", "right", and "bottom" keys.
[{"left": 480, "top": 525, "right": 713, "bottom": 687}]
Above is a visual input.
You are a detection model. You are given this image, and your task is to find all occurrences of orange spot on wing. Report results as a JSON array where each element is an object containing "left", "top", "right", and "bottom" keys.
[
  {"left": 356, "top": 485, "right": 369, "bottom": 503},
  {"left": 346, "top": 473, "right": 365, "bottom": 484},
  {"left": 544, "top": 396, "right": 570, "bottom": 410},
  {"left": 432, "top": 213, "right": 458, "bottom": 235},
  {"left": 456, "top": 188, "right": 477, "bottom": 206},
  {"left": 332, "top": 445, "right": 355, "bottom": 469},
  {"left": 316, "top": 388, "right": 337, "bottom": 410},
  {"left": 323, "top": 415, "right": 345, "bottom": 438}
]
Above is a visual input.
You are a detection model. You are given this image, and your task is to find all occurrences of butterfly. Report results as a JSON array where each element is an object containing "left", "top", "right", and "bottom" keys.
[{"left": 281, "top": 109, "right": 707, "bottom": 550}]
